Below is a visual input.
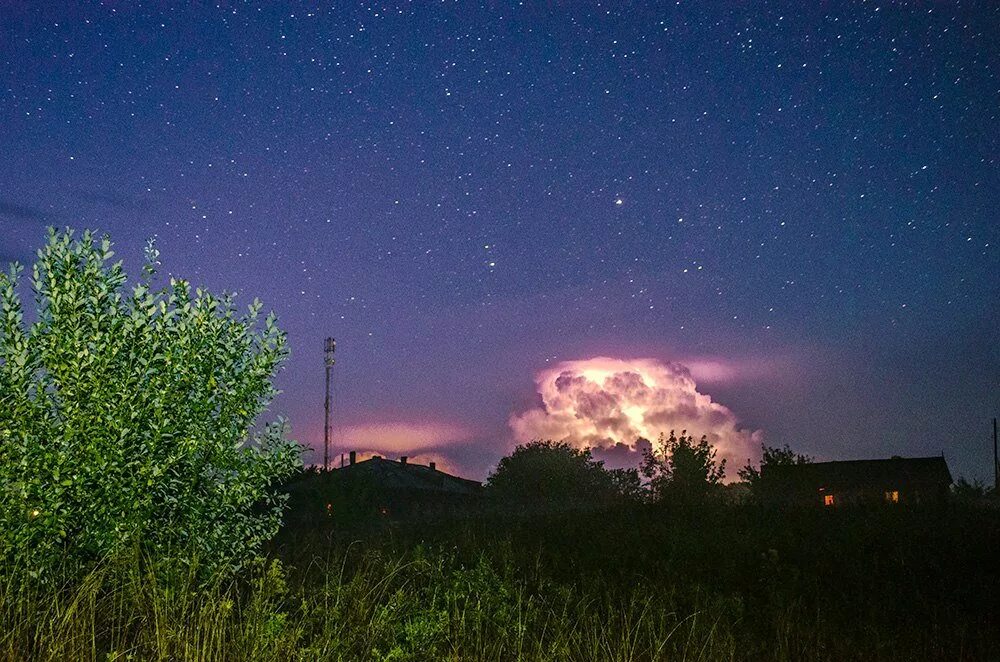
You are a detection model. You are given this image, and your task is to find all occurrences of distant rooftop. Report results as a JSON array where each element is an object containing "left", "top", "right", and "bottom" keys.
[
  {"left": 762, "top": 456, "right": 952, "bottom": 489},
  {"left": 331, "top": 456, "right": 483, "bottom": 496}
]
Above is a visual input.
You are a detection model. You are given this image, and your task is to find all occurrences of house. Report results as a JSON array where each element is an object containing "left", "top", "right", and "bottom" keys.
[
  {"left": 761, "top": 455, "right": 952, "bottom": 507},
  {"left": 284, "top": 452, "right": 484, "bottom": 523}
]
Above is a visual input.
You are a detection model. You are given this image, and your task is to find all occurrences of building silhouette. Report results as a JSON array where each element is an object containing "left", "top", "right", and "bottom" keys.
[
  {"left": 285, "top": 452, "right": 483, "bottom": 523},
  {"left": 762, "top": 456, "right": 952, "bottom": 507}
]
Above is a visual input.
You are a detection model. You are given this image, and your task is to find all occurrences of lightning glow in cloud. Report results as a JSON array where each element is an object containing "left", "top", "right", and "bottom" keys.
[{"left": 509, "top": 357, "right": 762, "bottom": 474}]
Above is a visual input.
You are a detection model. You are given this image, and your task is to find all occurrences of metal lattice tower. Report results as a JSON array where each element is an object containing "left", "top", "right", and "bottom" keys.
[{"left": 323, "top": 337, "right": 336, "bottom": 471}]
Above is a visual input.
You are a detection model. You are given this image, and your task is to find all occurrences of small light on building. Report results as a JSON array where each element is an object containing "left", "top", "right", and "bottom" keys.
[
  {"left": 885, "top": 490, "right": 899, "bottom": 503},
  {"left": 823, "top": 494, "right": 835, "bottom": 507}
]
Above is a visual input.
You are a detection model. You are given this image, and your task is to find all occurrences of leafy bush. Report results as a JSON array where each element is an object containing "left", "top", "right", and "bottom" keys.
[{"left": 0, "top": 229, "right": 301, "bottom": 577}]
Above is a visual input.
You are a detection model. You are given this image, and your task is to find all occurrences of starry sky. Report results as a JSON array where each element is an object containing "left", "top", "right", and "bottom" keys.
[{"left": 2, "top": 2, "right": 997, "bottom": 482}]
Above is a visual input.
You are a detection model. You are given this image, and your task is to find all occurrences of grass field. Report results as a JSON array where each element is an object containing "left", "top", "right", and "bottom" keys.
[{"left": 3, "top": 501, "right": 999, "bottom": 661}]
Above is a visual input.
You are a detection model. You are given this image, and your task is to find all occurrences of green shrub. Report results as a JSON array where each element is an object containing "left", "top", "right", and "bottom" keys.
[{"left": 0, "top": 229, "right": 301, "bottom": 578}]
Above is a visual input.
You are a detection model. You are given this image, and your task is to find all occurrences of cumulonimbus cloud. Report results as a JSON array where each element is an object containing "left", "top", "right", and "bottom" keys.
[{"left": 509, "top": 357, "right": 762, "bottom": 476}]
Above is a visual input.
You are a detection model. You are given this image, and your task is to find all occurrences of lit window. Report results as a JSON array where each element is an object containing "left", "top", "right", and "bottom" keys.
[
  {"left": 823, "top": 494, "right": 835, "bottom": 507},
  {"left": 885, "top": 490, "right": 899, "bottom": 503}
]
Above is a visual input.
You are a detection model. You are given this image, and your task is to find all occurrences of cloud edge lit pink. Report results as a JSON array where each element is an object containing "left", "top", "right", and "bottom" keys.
[{"left": 509, "top": 356, "right": 763, "bottom": 476}]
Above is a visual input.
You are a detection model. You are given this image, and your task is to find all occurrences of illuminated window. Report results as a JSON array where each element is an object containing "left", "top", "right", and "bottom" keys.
[
  {"left": 885, "top": 490, "right": 899, "bottom": 503},
  {"left": 823, "top": 494, "right": 835, "bottom": 507}
]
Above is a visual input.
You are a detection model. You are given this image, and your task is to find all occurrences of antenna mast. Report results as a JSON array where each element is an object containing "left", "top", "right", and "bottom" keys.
[
  {"left": 993, "top": 417, "right": 998, "bottom": 492},
  {"left": 323, "top": 337, "right": 336, "bottom": 471}
]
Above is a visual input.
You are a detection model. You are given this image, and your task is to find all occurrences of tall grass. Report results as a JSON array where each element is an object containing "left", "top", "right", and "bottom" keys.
[
  {"left": 0, "top": 554, "right": 301, "bottom": 661},
  {"left": 1, "top": 548, "right": 741, "bottom": 661},
  {"left": 2, "top": 502, "right": 998, "bottom": 660}
]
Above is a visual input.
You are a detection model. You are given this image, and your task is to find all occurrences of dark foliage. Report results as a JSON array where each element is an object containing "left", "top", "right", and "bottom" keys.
[
  {"left": 739, "top": 443, "right": 813, "bottom": 501},
  {"left": 486, "top": 440, "right": 641, "bottom": 506},
  {"left": 640, "top": 430, "right": 726, "bottom": 503},
  {"left": 952, "top": 477, "right": 995, "bottom": 501}
]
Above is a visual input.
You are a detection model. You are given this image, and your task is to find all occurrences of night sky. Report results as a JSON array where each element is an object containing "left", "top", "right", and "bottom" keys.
[{"left": 2, "top": 2, "right": 997, "bottom": 481}]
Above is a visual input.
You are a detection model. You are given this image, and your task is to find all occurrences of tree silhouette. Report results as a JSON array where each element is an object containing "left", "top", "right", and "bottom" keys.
[
  {"left": 738, "top": 443, "right": 811, "bottom": 501},
  {"left": 640, "top": 431, "right": 725, "bottom": 503},
  {"left": 487, "top": 440, "right": 641, "bottom": 506}
]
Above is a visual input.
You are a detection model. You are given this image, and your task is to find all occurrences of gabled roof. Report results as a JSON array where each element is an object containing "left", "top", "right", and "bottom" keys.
[
  {"left": 328, "top": 457, "right": 483, "bottom": 495},
  {"left": 762, "top": 456, "right": 952, "bottom": 490}
]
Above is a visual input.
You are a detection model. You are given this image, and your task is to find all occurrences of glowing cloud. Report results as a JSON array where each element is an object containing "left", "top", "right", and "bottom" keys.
[{"left": 509, "top": 357, "right": 762, "bottom": 475}]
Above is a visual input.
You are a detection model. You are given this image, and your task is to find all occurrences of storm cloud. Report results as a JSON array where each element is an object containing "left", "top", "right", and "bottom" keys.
[{"left": 510, "top": 357, "right": 762, "bottom": 475}]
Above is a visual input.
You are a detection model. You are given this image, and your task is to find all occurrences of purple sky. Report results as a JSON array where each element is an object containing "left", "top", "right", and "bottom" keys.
[{"left": 2, "top": 3, "right": 997, "bottom": 481}]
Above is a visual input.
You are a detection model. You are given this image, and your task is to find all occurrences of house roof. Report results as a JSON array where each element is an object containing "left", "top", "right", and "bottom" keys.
[
  {"left": 290, "top": 457, "right": 483, "bottom": 496},
  {"left": 345, "top": 457, "right": 483, "bottom": 494},
  {"left": 761, "top": 456, "right": 952, "bottom": 491}
]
